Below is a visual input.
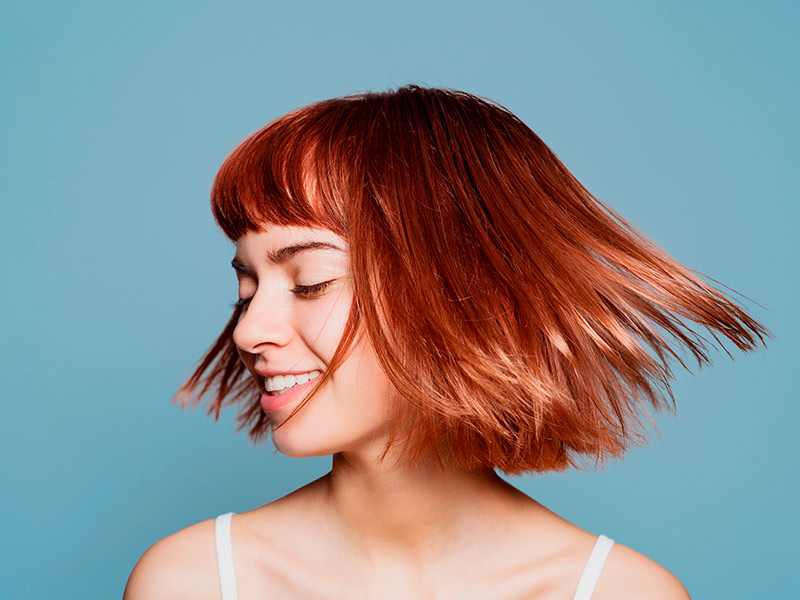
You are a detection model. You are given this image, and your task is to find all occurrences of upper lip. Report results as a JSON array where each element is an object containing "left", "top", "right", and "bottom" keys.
[{"left": 254, "top": 367, "right": 321, "bottom": 378}]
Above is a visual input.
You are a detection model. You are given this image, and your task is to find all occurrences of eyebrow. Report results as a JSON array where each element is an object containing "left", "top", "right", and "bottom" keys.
[{"left": 231, "top": 241, "right": 345, "bottom": 275}]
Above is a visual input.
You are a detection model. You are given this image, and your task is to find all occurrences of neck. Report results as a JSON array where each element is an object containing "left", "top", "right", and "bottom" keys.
[{"left": 319, "top": 447, "right": 526, "bottom": 565}]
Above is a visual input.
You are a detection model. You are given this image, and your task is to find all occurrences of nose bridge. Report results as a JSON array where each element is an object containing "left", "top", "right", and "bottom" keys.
[{"left": 233, "top": 290, "right": 293, "bottom": 352}]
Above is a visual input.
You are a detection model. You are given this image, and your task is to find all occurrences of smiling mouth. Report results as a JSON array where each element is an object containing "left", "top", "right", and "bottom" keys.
[
  {"left": 268, "top": 383, "right": 301, "bottom": 396},
  {"left": 263, "top": 370, "right": 323, "bottom": 395}
]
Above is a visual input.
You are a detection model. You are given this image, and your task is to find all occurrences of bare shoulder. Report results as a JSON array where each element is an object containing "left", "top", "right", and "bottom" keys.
[
  {"left": 593, "top": 540, "right": 691, "bottom": 600},
  {"left": 123, "top": 517, "right": 220, "bottom": 600}
]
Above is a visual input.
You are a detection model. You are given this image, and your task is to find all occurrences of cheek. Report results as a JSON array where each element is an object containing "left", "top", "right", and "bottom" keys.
[
  {"left": 298, "top": 289, "right": 352, "bottom": 362},
  {"left": 335, "top": 342, "right": 396, "bottom": 422}
]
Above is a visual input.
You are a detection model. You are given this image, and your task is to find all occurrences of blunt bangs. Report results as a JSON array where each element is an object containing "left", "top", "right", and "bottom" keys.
[{"left": 209, "top": 100, "right": 362, "bottom": 240}]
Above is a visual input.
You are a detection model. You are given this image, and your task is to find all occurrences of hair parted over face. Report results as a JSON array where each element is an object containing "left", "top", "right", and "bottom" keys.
[{"left": 175, "top": 84, "right": 769, "bottom": 475}]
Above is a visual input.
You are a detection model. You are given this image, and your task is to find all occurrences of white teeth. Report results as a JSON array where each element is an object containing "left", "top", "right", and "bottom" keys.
[
  {"left": 271, "top": 375, "right": 285, "bottom": 391},
  {"left": 264, "top": 370, "right": 321, "bottom": 393}
]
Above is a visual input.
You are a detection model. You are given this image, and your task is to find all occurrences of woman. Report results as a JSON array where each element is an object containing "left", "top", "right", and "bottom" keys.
[{"left": 124, "top": 85, "right": 767, "bottom": 599}]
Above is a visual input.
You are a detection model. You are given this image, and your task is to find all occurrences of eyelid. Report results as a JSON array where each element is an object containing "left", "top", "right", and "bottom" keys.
[
  {"left": 293, "top": 280, "right": 334, "bottom": 297},
  {"left": 230, "top": 279, "right": 335, "bottom": 310},
  {"left": 231, "top": 297, "right": 251, "bottom": 310}
]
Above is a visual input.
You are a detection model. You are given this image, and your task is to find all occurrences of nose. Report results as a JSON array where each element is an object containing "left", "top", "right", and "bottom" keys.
[{"left": 232, "top": 291, "right": 294, "bottom": 353}]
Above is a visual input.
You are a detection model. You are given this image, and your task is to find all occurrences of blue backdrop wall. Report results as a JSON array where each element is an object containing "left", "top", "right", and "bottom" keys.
[{"left": 1, "top": 1, "right": 796, "bottom": 598}]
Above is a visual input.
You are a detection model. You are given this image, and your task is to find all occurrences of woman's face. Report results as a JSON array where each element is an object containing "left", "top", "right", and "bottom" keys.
[{"left": 231, "top": 224, "right": 396, "bottom": 458}]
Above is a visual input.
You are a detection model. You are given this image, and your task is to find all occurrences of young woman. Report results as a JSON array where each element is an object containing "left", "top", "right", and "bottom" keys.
[{"left": 124, "top": 85, "right": 767, "bottom": 599}]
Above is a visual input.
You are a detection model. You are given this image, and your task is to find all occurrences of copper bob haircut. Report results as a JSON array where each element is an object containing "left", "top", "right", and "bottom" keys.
[{"left": 175, "top": 85, "right": 769, "bottom": 476}]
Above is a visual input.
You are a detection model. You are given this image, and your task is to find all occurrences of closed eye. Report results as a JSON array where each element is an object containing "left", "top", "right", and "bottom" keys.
[
  {"left": 231, "top": 297, "right": 252, "bottom": 310},
  {"left": 230, "top": 280, "right": 335, "bottom": 311},
  {"left": 292, "top": 280, "right": 334, "bottom": 298}
]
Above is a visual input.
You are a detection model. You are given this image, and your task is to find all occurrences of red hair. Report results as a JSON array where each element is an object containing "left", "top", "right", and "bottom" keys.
[{"left": 174, "top": 85, "right": 769, "bottom": 475}]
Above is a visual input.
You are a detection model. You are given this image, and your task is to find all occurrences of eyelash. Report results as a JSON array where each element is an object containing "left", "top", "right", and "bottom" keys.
[{"left": 230, "top": 281, "right": 334, "bottom": 310}]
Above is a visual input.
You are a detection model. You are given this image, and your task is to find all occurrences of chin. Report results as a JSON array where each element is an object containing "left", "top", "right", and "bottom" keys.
[
  {"left": 272, "top": 440, "right": 335, "bottom": 459},
  {"left": 270, "top": 419, "right": 388, "bottom": 460},
  {"left": 270, "top": 425, "right": 345, "bottom": 459}
]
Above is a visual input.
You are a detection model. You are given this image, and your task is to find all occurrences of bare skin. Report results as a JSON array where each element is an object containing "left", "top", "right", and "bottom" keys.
[
  {"left": 124, "top": 450, "right": 690, "bottom": 599},
  {"left": 230, "top": 459, "right": 601, "bottom": 599},
  {"left": 124, "top": 226, "right": 691, "bottom": 599}
]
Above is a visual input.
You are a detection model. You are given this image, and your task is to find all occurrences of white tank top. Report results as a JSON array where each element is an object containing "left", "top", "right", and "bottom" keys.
[{"left": 214, "top": 512, "right": 615, "bottom": 599}]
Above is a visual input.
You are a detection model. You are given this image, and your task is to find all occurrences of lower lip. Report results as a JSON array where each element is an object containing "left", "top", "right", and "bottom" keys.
[{"left": 260, "top": 376, "right": 321, "bottom": 412}]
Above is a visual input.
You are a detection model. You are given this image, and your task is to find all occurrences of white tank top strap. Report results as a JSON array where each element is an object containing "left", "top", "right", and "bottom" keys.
[
  {"left": 572, "top": 534, "right": 615, "bottom": 600},
  {"left": 214, "top": 512, "right": 239, "bottom": 600}
]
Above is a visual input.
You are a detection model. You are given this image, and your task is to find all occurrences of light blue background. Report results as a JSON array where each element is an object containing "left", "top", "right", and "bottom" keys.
[{"left": 1, "top": 1, "right": 796, "bottom": 598}]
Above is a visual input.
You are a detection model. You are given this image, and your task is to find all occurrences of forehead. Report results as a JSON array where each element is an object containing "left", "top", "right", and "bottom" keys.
[{"left": 233, "top": 224, "right": 348, "bottom": 268}]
